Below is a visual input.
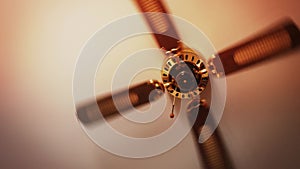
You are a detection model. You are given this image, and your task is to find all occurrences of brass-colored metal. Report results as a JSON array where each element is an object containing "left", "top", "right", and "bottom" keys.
[
  {"left": 207, "top": 54, "right": 225, "bottom": 78},
  {"left": 161, "top": 48, "right": 209, "bottom": 99}
]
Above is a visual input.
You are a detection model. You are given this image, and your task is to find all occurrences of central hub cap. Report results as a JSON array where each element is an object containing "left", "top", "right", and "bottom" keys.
[{"left": 161, "top": 50, "right": 209, "bottom": 99}]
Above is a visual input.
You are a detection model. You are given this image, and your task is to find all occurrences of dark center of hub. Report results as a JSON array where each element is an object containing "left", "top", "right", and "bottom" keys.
[
  {"left": 175, "top": 71, "right": 197, "bottom": 91},
  {"left": 169, "top": 62, "right": 200, "bottom": 92}
]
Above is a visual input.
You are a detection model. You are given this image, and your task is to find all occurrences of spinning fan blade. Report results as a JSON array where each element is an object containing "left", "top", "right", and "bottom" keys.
[
  {"left": 211, "top": 19, "right": 300, "bottom": 75},
  {"left": 76, "top": 80, "right": 164, "bottom": 124},
  {"left": 134, "top": 0, "right": 180, "bottom": 51},
  {"left": 188, "top": 99, "right": 234, "bottom": 169}
]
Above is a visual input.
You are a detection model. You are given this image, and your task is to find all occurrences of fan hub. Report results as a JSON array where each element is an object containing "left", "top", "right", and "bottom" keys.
[{"left": 161, "top": 50, "right": 209, "bottom": 99}]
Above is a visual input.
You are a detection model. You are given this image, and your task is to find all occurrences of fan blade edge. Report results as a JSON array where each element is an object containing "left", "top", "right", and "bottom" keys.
[
  {"left": 134, "top": 0, "right": 180, "bottom": 51},
  {"left": 76, "top": 79, "right": 164, "bottom": 124},
  {"left": 211, "top": 18, "right": 300, "bottom": 75},
  {"left": 188, "top": 99, "right": 235, "bottom": 169}
]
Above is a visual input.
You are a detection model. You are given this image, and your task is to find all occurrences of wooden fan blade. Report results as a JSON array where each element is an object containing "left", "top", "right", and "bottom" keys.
[
  {"left": 188, "top": 99, "right": 235, "bottom": 169},
  {"left": 211, "top": 18, "right": 300, "bottom": 75},
  {"left": 76, "top": 80, "right": 164, "bottom": 124},
  {"left": 134, "top": 0, "right": 180, "bottom": 51}
]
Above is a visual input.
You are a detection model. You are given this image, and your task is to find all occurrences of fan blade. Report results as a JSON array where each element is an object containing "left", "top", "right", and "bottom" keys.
[
  {"left": 210, "top": 19, "right": 300, "bottom": 75},
  {"left": 134, "top": 0, "right": 180, "bottom": 51},
  {"left": 76, "top": 80, "right": 164, "bottom": 124},
  {"left": 188, "top": 99, "right": 235, "bottom": 169}
]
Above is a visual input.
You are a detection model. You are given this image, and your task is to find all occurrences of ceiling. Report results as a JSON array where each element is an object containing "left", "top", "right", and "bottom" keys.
[{"left": 1, "top": 0, "right": 299, "bottom": 169}]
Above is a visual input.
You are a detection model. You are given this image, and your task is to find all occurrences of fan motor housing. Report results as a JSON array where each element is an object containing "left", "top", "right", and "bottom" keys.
[{"left": 161, "top": 49, "right": 209, "bottom": 99}]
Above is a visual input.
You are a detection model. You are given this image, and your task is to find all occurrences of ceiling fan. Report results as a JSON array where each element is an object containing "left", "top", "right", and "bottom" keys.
[{"left": 75, "top": 0, "right": 300, "bottom": 169}]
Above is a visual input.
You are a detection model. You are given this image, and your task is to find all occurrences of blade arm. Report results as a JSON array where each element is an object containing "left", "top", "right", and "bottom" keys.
[
  {"left": 76, "top": 80, "right": 164, "bottom": 124},
  {"left": 211, "top": 19, "right": 300, "bottom": 75},
  {"left": 134, "top": 0, "right": 180, "bottom": 51}
]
